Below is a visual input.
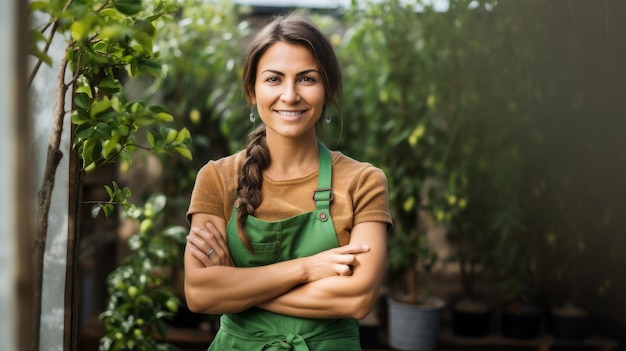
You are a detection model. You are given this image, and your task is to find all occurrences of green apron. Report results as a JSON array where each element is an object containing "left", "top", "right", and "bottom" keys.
[{"left": 208, "top": 142, "right": 361, "bottom": 351}]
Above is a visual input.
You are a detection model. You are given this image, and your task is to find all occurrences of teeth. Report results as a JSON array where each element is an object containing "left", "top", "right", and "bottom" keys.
[{"left": 277, "top": 111, "right": 302, "bottom": 116}]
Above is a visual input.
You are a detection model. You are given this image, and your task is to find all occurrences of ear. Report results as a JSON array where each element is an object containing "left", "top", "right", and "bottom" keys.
[{"left": 250, "top": 95, "right": 256, "bottom": 105}]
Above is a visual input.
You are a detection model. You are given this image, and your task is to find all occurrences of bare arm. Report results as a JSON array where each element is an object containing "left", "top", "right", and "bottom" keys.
[
  {"left": 256, "top": 221, "right": 387, "bottom": 320},
  {"left": 184, "top": 213, "right": 370, "bottom": 315}
]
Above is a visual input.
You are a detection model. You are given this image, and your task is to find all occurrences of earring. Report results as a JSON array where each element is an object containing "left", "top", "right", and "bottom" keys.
[
  {"left": 325, "top": 113, "right": 332, "bottom": 124},
  {"left": 249, "top": 107, "right": 255, "bottom": 123}
]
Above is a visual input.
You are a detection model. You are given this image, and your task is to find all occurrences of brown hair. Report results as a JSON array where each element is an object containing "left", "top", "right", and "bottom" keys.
[{"left": 236, "top": 14, "right": 342, "bottom": 251}]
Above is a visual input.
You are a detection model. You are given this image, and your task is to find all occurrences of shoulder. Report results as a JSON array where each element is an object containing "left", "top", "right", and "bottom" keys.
[
  {"left": 197, "top": 150, "right": 246, "bottom": 178},
  {"left": 331, "top": 150, "right": 388, "bottom": 182}
]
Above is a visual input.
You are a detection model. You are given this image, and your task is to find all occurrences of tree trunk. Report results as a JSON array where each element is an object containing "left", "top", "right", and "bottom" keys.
[{"left": 33, "top": 51, "right": 69, "bottom": 351}]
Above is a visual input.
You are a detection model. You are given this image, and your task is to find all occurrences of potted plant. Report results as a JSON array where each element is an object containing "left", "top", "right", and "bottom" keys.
[
  {"left": 387, "top": 221, "right": 444, "bottom": 351},
  {"left": 543, "top": 228, "right": 590, "bottom": 341},
  {"left": 442, "top": 150, "right": 527, "bottom": 338},
  {"left": 496, "top": 231, "right": 543, "bottom": 340},
  {"left": 335, "top": 1, "right": 451, "bottom": 349},
  {"left": 438, "top": 182, "right": 496, "bottom": 338}
]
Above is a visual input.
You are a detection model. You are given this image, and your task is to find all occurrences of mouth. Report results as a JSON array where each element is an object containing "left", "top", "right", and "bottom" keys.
[
  {"left": 274, "top": 110, "right": 308, "bottom": 122},
  {"left": 275, "top": 110, "right": 307, "bottom": 117}
]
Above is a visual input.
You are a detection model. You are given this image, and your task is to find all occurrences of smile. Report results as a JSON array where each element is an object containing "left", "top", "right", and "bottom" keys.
[{"left": 276, "top": 110, "right": 306, "bottom": 116}]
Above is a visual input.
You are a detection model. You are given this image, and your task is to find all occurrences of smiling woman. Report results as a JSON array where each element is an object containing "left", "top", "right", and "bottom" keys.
[
  {"left": 184, "top": 13, "right": 392, "bottom": 351},
  {"left": 252, "top": 42, "right": 326, "bottom": 146}
]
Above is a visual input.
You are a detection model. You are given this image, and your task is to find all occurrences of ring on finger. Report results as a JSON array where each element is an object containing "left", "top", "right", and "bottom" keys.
[{"left": 206, "top": 248, "right": 215, "bottom": 257}]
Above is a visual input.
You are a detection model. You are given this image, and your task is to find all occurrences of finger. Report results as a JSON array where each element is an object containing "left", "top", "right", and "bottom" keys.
[
  {"left": 190, "top": 227, "right": 234, "bottom": 266},
  {"left": 335, "top": 264, "right": 353, "bottom": 276},
  {"left": 334, "top": 244, "right": 370, "bottom": 254},
  {"left": 203, "top": 222, "right": 229, "bottom": 253},
  {"left": 188, "top": 245, "right": 217, "bottom": 267},
  {"left": 190, "top": 227, "right": 221, "bottom": 256}
]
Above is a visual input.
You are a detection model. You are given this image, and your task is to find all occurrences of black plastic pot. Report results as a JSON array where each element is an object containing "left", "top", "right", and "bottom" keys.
[
  {"left": 551, "top": 311, "right": 589, "bottom": 341},
  {"left": 501, "top": 305, "right": 543, "bottom": 339},
  {"left": 453, "top": 308, "right": 493, "bottom": 337}
]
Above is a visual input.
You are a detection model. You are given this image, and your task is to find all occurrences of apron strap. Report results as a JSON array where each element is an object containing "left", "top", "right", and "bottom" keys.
[{"left": 313, "top": 141, "right": 333, "bottom": 211}]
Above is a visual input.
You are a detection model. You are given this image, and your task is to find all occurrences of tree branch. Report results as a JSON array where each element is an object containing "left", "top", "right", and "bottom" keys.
[
  {"left": 28, "top": 20, "right": 58, "bottom": 89},
  {"left": 33, "top": 45, "right": 70, "bottom": 351}
]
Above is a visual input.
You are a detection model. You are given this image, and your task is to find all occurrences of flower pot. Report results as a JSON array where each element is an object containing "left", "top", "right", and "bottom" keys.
[
  {"left": 387, "top": 296, "right": 445, "bottom": 350},
  {"left": 452, "top": 300, "right": 492, "bottom": 337},
  {"left": 550, "top": 306, "right": 589, "bottom": 341},
  {"left": 501, "top": 304, "right": 543, "bottom": 339}
]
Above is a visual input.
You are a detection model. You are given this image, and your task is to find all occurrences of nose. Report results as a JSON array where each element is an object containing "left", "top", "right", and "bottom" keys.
[{"left": 281, "top": 82, "right": 300, "bottom": 103}]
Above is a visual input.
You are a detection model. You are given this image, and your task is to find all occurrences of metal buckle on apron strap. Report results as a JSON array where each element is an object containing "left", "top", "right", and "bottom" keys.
[{"left": 312, "top": 187, "right": 333, "bottom": 202}]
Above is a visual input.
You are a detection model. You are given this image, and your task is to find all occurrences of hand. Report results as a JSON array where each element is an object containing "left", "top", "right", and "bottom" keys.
[
  {"left": 186, "top": 222, "right": 234, "bottom": 267},
  {"left": 303, "top": 244, "right": 370, "bottom": 282}
]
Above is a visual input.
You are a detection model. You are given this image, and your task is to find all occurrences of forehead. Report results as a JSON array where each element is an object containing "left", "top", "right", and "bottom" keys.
[{"left": 257, "top": 41, "right": 319, "bottom": 73}]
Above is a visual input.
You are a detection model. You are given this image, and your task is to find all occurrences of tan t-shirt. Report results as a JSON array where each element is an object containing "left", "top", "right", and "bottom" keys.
[{"left": 187, "top": 148, "right": 392, "bottom": 246}]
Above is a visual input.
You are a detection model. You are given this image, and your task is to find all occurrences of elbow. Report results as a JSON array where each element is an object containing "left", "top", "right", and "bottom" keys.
[
  {"left": 347, "top": 294, "right": 377, "bottom": 320},
  {"left": 184, "top": 284, "right": 208, "bottom": 314},
  {"left": 185, "top": 280, "right": 221, "bottom": 314},
  {"left": 350, "top": 307, "right": 371, "bottom": 320},
  {"left": 185, "top": 282, "right": 247, "bottom": 315}
]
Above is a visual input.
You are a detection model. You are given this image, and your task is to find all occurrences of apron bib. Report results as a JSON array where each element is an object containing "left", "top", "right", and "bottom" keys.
[{"left": 208, "top": 142, "right": 361, "bottom": 351}]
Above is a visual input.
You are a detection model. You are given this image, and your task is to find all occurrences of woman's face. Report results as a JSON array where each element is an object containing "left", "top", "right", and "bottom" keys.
[{"left": 251, "top": 41, "right": 325, "bottom": 140}]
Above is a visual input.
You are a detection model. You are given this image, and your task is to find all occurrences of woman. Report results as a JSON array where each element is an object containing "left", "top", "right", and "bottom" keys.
[{"left": 184, "top": 14, "right": 392, "bottom": 350}]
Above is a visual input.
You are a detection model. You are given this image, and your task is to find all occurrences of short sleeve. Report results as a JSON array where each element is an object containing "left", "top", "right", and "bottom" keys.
[{"left": 353, "top": 166, "right": 393, "bottom": 231}]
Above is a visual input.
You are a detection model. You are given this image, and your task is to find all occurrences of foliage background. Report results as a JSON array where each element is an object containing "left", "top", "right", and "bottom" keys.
[
  {"left": 146, "top": 0, "right": 626, "bottom": 322},
  {"left": 63, "top": 0, "right": 626, "bottom": 347}
]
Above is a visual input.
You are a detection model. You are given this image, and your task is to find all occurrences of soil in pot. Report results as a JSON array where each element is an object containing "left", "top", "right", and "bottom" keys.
[
  {"left": 501, "top": 304, "right": 543, "bottom": 339},
  {"left": 550, "top": 304, "right": 589, "bottom": 341},
  {"left": 452, "top": 299, "right": 493, "bottom": 338}
]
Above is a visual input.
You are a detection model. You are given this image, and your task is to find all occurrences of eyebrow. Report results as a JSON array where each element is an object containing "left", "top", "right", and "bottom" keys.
[{"left": 261, "top": 69, "right": 320, "bottom": 76}]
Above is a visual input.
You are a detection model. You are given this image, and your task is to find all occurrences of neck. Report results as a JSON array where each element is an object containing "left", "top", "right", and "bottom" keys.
[{"left": 264, "top": 135, "right": 319, "bottom": 181}]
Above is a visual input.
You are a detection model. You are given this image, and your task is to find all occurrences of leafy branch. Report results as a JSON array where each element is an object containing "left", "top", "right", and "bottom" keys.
[{"left": 28, "top": 0, "right": 188, "bottom": 349}]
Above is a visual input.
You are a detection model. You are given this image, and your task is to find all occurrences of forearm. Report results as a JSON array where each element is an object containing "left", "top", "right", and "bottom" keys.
[
  {"left": 258, "top": 222, "right": 387, "bottom": 320},
  {"left": 185, "top": 255, "right": 307, "bottom": 315},
  {"left": 258, "top": 274, "right": 383, "bottom": 319}
]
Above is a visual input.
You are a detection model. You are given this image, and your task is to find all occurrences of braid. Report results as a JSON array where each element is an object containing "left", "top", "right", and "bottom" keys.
[{"left": 236, "top": 126, "right": 270, "bottom": 252}]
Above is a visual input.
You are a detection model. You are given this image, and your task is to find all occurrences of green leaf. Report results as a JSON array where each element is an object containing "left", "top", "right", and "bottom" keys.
[
  {"left": 29, "top": 29, "right": 47, "bottom": 45},
  {"left": 91, "top": 97, "right": 113, "bottom": 118},
  {"left": 75, "top": 126, "right": 96, "bottom": 140},
  {"left": 146, "top": 131, "right": 155, "bottom": 147},
  {"left": 122, "top": 187, "right": 132, "bottom": 199},
  {"left": 137, "top": 59, "right": 162, "bottom": 77},
  {"left": 91, "top": 204, "right": 102, "bottom": 218},
  {"left": 104, "top": 184, "right": 114, "bottom": 198},
  {"left": 175, "top": 128, "right": 191, "bottom": 143},
  {"left": 174, "top": 146, "right": 192, "bottom": 160},
  {"left": 98, "top": 77, "right": 122, "bottom": 94},
  {"left": 75, "top": 84, "right": 93, "bottom": 98},
  {"left": 113, "top": 0, "right": 143, "bottom": 16},
  {"left": 75, "top": 93, "right": 90, "bottom": 110},
  {"left": 71, "top": 110, "right": 91, "bottom": 125},
  {"left": 164, "top": 128, "right": 176, "bottom": 144},
  {"left": 29, "top": 47, "right": 53, "bottom": 67},
  {"left": 150, "top": 194, "right": 167, "bottom": 213},
  {"left": 70, "top": 21, "right": 86, "bottom": 41},
  {"left": 135, "top": 19, "right": 156, "bottom": 37},
  {"left": 155, "top": 112, "right": 173, "bottom": 122},
  {"left": 102, "top": 204, "right": 114, "bottom": 218},
  {"left": 161, "top": 226, "right": 187, "bottom": 243},
  {"left": 102, "top": 136, "right": 121, "bottom": 158},
  {"left": 28, "top": 1, "right": 48, "bottom": 12},
  {"left": 134, "top": 31, "right": 154, "bottom": 55}
]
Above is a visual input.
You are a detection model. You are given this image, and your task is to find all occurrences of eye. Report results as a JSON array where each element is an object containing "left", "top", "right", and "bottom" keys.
[
  {"left": 299, "top": 76, "right": 316, "bottom": 84},
  {"left": 266, "top": 76, "right": 280, "bottom": 83}
]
